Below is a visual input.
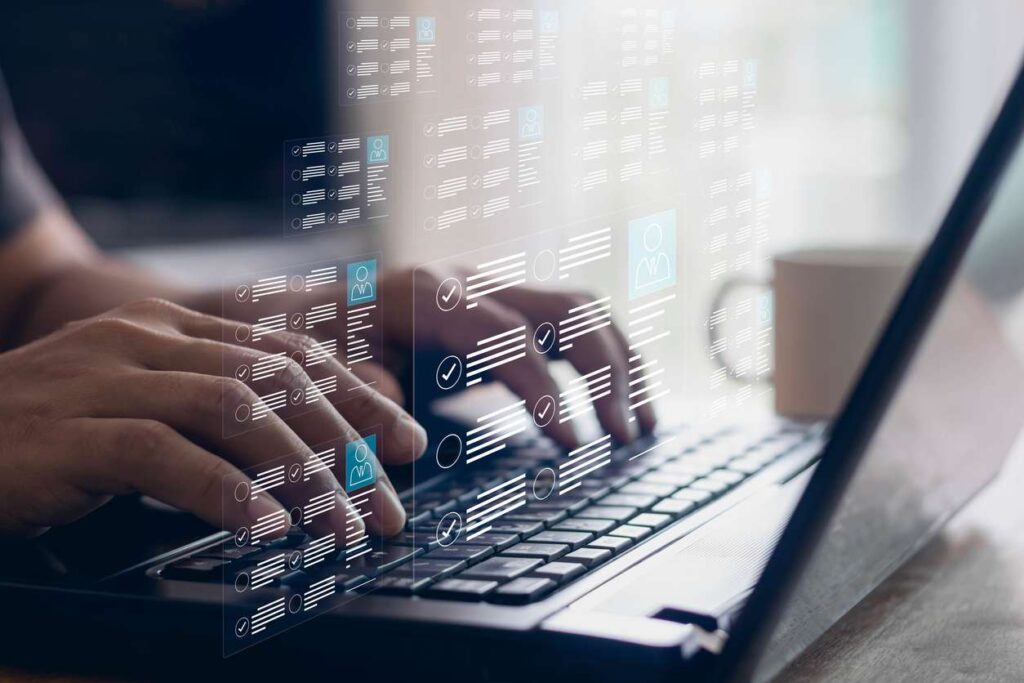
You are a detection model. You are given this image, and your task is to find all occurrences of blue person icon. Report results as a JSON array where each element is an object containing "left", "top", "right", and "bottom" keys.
[
  {"left": 345, "top": 435, "right": 378, "bottom": 492},
  {"left": 416, "top": 16, "right": 436, "bottom": 44},
  {"left": 367, "top": 135, "right": 389, "bottom": 164},
  {"left": 517, "top": 106, "right": 544, "bottom": 141}
]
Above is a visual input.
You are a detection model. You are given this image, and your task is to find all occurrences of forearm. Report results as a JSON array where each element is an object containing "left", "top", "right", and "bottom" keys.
[{"left": 1, "top": 208, "right": 210, "bottom": 344}]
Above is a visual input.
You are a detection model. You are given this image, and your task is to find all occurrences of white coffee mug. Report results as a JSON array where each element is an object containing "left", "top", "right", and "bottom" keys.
[{"left": 711, "top": 247, "right": 916, "bottom": 419}]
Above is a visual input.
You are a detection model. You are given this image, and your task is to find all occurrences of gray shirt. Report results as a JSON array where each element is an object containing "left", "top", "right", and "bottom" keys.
[{"left": 0, "top": 69, "right": 56, "bottom": 239}]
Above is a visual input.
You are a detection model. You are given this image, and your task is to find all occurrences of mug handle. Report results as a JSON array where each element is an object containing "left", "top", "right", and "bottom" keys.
[{"left": 708, "top": 275, "right": 772, "bottom": 382}]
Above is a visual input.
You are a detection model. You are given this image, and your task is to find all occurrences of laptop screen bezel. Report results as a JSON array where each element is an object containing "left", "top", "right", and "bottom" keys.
[{"left": 716, "top": 56, "right": 1024, "bottom": 682}]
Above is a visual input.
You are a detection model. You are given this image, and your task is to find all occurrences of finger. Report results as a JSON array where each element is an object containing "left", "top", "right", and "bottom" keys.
[
  {"left": 119, "top": 321, "right": 412, "bottom": 535},
  {"left": 558, "top": 324, "right": 637, "bottom": 444},
  {"left": 607, "top": 323, "right": 658, "bottom": 434},
  {"left": 485, "top": 288, "right": 647, "bottom": 443},
  {"left": 70, "top": 417, "right": 287, "bottom": 536},
  {"left": 436, "top": 297, "right": 579, "bottom": 449},
  {"left": 349, "top": 360, "right": 404, "bottom": 404},
  {"left": 174, "top": 311, "right": 427, "bottom": 465},
  {"left": 82, "top": 366, "right": 363, "bottom": 539}
]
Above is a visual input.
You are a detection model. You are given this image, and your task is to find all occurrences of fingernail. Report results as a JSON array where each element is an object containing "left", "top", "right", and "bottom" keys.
[
  {"left": 377, "top": 476, "right": 406, "bottom": 535},
  {"left": 399, "top": 413, "right": 429, "bottom": 458}
]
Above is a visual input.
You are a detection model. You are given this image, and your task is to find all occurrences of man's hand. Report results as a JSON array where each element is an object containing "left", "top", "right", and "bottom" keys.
[
  {"left": 380, "top": 267, "right": 658, "bottom": 447},
  {"left": 0, "top": 298, "right": 426, "bottom": 539}
]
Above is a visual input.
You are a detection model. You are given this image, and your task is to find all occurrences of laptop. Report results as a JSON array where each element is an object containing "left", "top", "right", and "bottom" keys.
[{"left": 4, "top": 35, "right": 1024, "bottom": 683}]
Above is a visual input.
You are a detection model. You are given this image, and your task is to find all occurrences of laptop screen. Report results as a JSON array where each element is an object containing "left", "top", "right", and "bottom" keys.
[{"left": 740, "top": 66, "right": 1024, "bottom": 681}]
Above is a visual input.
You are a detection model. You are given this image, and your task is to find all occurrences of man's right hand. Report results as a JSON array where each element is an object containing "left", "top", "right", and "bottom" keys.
[{"left": 0, "top": 298, "right": 426, "bottom": 539}]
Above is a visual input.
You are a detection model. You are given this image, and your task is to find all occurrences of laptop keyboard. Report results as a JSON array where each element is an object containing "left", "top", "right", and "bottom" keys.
[{"left": 160, "top": 424, "right": 818, "bottom": 606}]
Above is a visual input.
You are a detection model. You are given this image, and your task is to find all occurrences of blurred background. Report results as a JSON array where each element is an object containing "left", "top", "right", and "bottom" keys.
[
  {"left": 1, "top": 0, "right": 1022, "bottom": 421},
  {"left": 1, "top": 0, "right": 1022, "bottom": 251}
]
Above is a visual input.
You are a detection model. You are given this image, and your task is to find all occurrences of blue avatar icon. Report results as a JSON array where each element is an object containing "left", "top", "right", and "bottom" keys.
[
  {"left": 628, "top": 209, "right": 677, "bottom": 299},
  {"left": 518, "top": 106, "right": 544, "bottom": 141},
  {"left": 345, "top": 435, "right": 377, "bottom": 492},
  {"left": 540, "top": 11, "right": 559, "bottom": 34},
  {"left": 367, "top": 135, "right": 389, "bottom": 164},
  {"left": 649, "top": 77, "right": 670, "bottom": 111},
  {"left": 347, "top": 259, "right": 377, "bottom": 305},
  {"left": 416, "top": 16, "right": 436, "bottom": 44}
]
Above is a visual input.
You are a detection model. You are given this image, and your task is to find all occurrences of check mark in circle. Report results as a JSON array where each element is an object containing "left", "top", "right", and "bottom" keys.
[
  {"left": 435, "top": 277, "right": 462, "bottom": 311},
  {"left": 533, "top": 322, "right": 556, "bottom": 354},
  {"left": 436, "top": 512, "right": 463, "bottom": 547},
  {"left": 533, "top": 394, "right": 556, "bottom": 428},
  {"left": 435, "top": 355, "right": 463, "bottom": 390}
]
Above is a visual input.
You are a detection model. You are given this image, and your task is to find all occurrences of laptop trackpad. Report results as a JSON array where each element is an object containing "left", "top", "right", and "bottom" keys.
[{"left": 572, "top": 481, "right": 805, "bottom": 627}]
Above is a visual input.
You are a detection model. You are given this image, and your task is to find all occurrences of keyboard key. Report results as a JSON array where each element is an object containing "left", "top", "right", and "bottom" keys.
[
  {"left": 652, "top": 499, "right": 696, "bottom": 516},
  {"left": 504, "top": 509, "right": 569, "bottom": 525},
  {"left": 561, "top": 547, "right": 613, "bottom": 568},
  {"left": 423, "top": 545, "right": 494, "bottom": 565},
  {"left": 530, "top": 530, "right": 593, "bottom": 550},
  {"left": 488, "top": 577, "right": 557, "bottom": 605},
  {"left": 553, "top": 518, "right": 617, "bottom": 535},
  {"left": 628, "top": 513, "right": 673, "bottom": 530},
  {"left": 608, "top": 524, "right": 653, "bottom": 542},
  {"left": 599, "top": 493, "right": 658, "bottom": 510},
  {"left": 376, "top": 575, "right": 434, "bottom": 596},
  {"left": 489, "top": 521, "right": 546, "bottom": 536},
  {"left": 391, "top": 558, "right": 466, "bottom": 580},
  {"left": 689, "top": 478, "right": 731, "bottom": 495},
  {"left": 162, "top": 557, "right": 230, "bottom": 581},
  {"left": 427, "top": 578, "right": 499, "bottom": 601},
  {"left": 196, "top": 544, "right": 263, "bottom": 562},
  {"left": 528, "top": 498, "right": 589, "bottom": 514},
  {"left": 461, "top": 557, "right": 542, "bottom": 582},
  {"left": 403, "top": 510, "right": 433, "bottom": 529},
  {"left": 455, "top": 532, "right": 520, "bottom": 551},
  {"left": 641, "top": 471, "right": 697, "bottom": 487},
  {"left": 727, "top": 458, "right": 765, "bottom": 475},
  {"left": 389, "top": 530, "right": 441, "bottom": 551},
  {"left": 707, "top": 469, "right": 746, "bottom": 485},
  {"left": 360, "top": 545, "right": 424, "bottom": 572},
  {"left": 618, "top": 481, "right": 676, "bottom": 497},
  {"left": 588, "top": 535, "right": 633, "bottom": 554},
  {"left": 672, "top": 488, "right": 714, "bottom": 505},
  {"left": 529, "top": 561, "right": 586, "bottom": 584},
  {"left": 502, "top": 542, "right": 570, "bottom": 561},
  {"left": 660, "top": 459, "right": 716, "bottom": 477},
  {"left": 574, "top": 505, "right": 638, "bottom": 522}
]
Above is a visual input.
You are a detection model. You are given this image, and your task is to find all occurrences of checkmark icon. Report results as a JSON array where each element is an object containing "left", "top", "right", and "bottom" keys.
[
  {"left": 442, "top": 362, "right": 457, "bottom": 381},
  {"left": 537, "top": 401, "right": 552, "bottom": 420},
  {"left": 443, "top": 518, "right": 457, "bottom": 537},
  {"left": 538, "top": 330, "right": 552, "bottom": 347},
  {"left": 442, "top": 284, "right": 457, "bottom": 302}
]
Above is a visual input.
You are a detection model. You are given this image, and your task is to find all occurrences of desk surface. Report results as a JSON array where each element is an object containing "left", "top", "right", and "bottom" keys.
[{"left": 4, "top": 438, "right": 1023, "bottom": 682}]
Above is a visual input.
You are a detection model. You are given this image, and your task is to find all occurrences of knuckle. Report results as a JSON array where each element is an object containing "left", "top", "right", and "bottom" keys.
[
  {"left": 131, "top": 297, "right": 180, "bottom": 312},
  {"left": 77, "top": 316, "right": 147, "bottom": 342},
  {"left": 280, "top": 358, "right": 309, "bottom": 389},
  {"left": 118, "top": 420, "right": 173, "bottom": 456},
  {"left": 215, "top": 376, "right": 255, "bottom": 408}
]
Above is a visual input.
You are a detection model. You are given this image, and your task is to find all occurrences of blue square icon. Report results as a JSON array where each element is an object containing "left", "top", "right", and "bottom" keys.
[
  {"left": 367, "top": 135, "right": 389, "bottom": 164},
  {"left": 518, "top": 106, "right": 544, "bottom": 141},
  {"left": 743, "top": 59, "right": 758, "bottom": 90},
  {"left": 759, "top": 291, "right": 773, "bottom": 325},
  {"left": 649, "top": 77, "right": 670, "bottom": 111},
  {"left": 628, "top": 209, "right": 677, "bottom": 299},
  {"left": 416, "top": 16, "right": 436, "bottom": 44},
  {"left": 540, "top": 11, "right": 559, "bottom": 34},
  {"left": 345, "top": 435, "right": 377, "bottom": 492},
  {"left": 347, "top": 259, "right": 377, "bottom": 305}
]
